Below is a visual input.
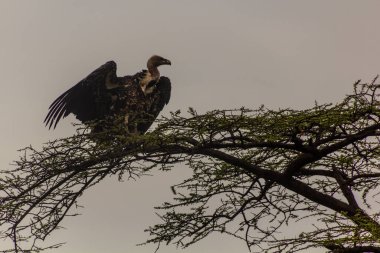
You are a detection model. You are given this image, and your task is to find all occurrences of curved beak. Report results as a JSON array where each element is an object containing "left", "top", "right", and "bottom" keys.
[{"left": 164, "top": 59, "right": 171, "bottom": 65}]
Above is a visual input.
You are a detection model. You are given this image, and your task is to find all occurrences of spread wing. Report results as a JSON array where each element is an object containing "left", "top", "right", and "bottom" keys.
[
  {"left": 137, "top": 76, "right": 171, "bottom": 133},
  {"left": 44, "top": 61, "right": 124, "bottom": 129}
]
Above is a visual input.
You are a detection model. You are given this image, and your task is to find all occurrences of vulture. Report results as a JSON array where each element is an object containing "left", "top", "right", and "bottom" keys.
[{"left": 44, "top": 55, "right": 171, "bottom": 135}]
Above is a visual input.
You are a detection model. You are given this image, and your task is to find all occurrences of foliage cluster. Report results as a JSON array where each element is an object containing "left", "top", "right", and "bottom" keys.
[{"left": 1, "top": 78, "right": 380, "bottom": 252}]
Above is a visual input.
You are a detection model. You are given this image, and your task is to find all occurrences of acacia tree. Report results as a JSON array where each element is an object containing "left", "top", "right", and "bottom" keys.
[{"left": 1, "top": 78, "right": 380, "bottom": 252}]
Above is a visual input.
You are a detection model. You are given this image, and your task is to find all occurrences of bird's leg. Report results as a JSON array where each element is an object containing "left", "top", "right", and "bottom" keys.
[
  {"left": 124, "top": 114, "right": 139, "bottom": 135},
  {"left": 124, "top": 114, "right": 129, "bottom": 126},
  {"left": 124, "top": 114, "right": 136, "bottom": 135}
]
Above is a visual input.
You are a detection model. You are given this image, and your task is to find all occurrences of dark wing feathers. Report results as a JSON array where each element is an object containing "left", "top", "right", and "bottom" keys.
[
  {"left": 137, "top": 76, "right": 171, "bottom": 133},
  {"left": 44, "top": 61, "right": 171, "bottom": 134},
  {"left": 155, "top": 76, "right": 171, "bottom": 108},
  {"left": 44, "top": 61, "right": 118, "bottom": 129}
]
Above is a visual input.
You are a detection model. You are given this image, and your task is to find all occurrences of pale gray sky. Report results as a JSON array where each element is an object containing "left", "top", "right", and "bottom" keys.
[{"left": 1, "top": 1, "right": 380, "bottom": 252}]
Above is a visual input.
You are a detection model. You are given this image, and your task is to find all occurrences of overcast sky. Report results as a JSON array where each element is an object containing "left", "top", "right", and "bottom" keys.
[{"left": 1, "top": 1, "right": 380, "bottom": 252}]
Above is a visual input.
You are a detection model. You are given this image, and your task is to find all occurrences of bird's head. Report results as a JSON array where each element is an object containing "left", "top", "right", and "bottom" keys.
[{"left": 147, "top": 55, "right": 171, "bottom": 68}]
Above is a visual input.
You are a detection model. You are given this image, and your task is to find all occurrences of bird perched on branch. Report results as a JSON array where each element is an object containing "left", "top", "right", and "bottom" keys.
[{"left": 44, "top": 55, "right": 171, "bottom": 135}]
